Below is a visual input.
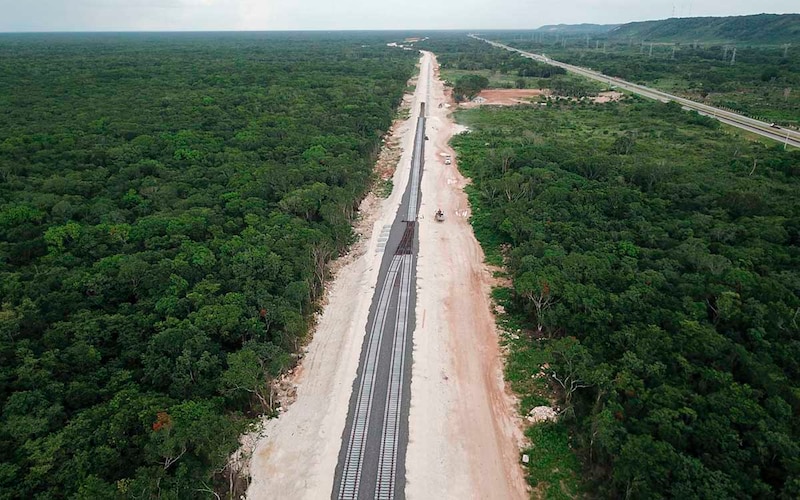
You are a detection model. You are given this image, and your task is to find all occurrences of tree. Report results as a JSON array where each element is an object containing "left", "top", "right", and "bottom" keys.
[
  {"left": 221, "top": 348, "right": 274, "bottom": 413},
  {"left": 453, "top": 74, "right": 490, "bottom": 101},
  {"left": 546, "top": 336, "right": 592, "bottom": 411},
  {"left": 515, "top": 270, "right": 558, "bottom": 334}
]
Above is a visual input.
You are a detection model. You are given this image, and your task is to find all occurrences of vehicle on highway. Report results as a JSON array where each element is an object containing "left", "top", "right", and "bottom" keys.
[{"left": 445, "top": 155, "right": 451, "bottom": 165}]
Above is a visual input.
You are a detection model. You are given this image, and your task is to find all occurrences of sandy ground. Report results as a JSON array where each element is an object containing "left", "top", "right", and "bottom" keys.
[
  {"left": 405, "top": 54, "right": 528, "bottom": 499},
  {"left": 461, "top": 88, "right": 548, "bottom": 107},
  {"left": 592, "top": 90, "right": 624, "bottom": 103},
  {"left": 244, "top": 54, "right": 431, "bottom": 499},
  {"left": 461, "top": 88, "right": 623, "bottom": 108}
]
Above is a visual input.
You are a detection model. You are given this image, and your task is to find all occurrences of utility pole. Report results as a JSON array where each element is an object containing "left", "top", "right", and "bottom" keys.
[
  {"left": 723, "top": 45, "right": 729, "bottom": 61},
  {"left": 672, "top": 45, "right": 676, "bottom": 59},
  {"left": 649, "top": 43, "right": 654, "bottom": 57},
  {"left": 596, "top": 40, "right": 599, "bottom": 50},
  {"left": 783, "top": 43, "right": 791, "bottom": 58},
  {"left": 603, "top": 42, "right": 607, "bottom": 53},
  {"left": 730, "top": 48, "right": 736, "bottom": 65}
]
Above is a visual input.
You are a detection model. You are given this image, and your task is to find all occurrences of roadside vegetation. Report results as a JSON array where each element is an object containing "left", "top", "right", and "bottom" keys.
[
  {"left": 0, "top": 32, "right": 416, "bottom": 498},
  {"left": 421, "top": 36, "right": 600, "bottom": 100},
  {"left": 454, "top": 97, "right": 800, "bottom": 498},
  {"left": 490, "top": 15, "right": 800, "bottom": 125}
]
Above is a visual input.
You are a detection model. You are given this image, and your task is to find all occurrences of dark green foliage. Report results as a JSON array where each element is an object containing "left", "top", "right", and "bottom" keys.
[
  {"left": 454, "top": 100, "right": 800, "bottom": 498},
  {"left": 453, "top": 74, "right": 490, "bottom": 102},
  {"left": 0, "top": 32, "right": 415, "bottom": 498}
]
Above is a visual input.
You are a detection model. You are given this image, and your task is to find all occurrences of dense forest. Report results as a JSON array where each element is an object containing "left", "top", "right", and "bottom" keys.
[
  {"left": 0, "top": 32, "right": 416, "bottom": 498},
  {"left": 453, "top": 97, "right": 800, "bottom": 498},
  {"left": 491, "top": 21, "right": 800, "bottom": 125}
]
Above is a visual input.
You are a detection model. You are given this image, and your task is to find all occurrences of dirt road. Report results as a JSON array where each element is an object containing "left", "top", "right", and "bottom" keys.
[{"left": 405, "top": 54, "right": 528, "bottom": 499}]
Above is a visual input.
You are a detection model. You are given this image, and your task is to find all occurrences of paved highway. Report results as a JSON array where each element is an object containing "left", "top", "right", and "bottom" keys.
[
  {"left": 471, "top": 35, "right": 800, "bottom": 149},
  {"left": 332, "top": 92, "right": 429, "bottom": 499}
]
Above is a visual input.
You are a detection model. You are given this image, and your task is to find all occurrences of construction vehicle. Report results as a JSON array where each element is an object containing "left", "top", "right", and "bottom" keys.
[
  {"left": 445, "top": 155, "right": 452, "bottom": 165},
  {"left": 434, "top": 209, "right": 445, "bottom": 222}
]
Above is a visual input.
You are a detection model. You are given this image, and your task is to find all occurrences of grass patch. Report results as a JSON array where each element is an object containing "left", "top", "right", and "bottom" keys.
[
  {"left": 376, "top": 178, "right": 393, "bottom": 198},
  {"left": 524, "top": 422, "right": 582, "bottom": 499}
]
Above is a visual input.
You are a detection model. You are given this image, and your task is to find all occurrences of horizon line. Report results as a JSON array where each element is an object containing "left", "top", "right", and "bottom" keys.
[{"left": 1, "top": 11, "right": 797, "bottom": 36}]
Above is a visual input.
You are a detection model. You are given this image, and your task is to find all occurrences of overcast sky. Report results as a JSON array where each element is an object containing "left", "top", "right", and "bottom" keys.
[{"left": 0, "top": 0, "right": 797, "bottom": 32}]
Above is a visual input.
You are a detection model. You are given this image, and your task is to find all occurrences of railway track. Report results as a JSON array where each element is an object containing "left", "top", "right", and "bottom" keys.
[
  {"left": 375, "top": 253, "right": 413, "bottom": 499},
  {"left": 334, "top": 100, "right": 427, "bottom": 499},
  {"left": 337, "top": 256, "right": 404, "bottom": 499}
]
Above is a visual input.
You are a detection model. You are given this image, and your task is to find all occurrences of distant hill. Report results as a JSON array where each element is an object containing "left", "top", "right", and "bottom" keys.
[
  {"left": 533, "top": 23, "right": 619, "bottom": 35},
  {"left": 608, "top": 13, "right": 800, "bottom": 43},
  {"left": 531, "top": 14, "right": 799, "bottom": 44}
]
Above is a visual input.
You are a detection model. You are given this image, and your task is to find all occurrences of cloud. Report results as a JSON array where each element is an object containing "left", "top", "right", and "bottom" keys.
[{"left": 0, "top": 0, "right": 797, "bottom": 31}]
